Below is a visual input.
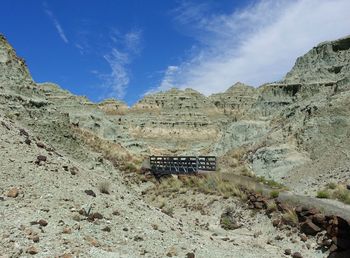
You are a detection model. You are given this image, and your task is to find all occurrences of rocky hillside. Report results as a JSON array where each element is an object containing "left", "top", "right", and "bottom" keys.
[
  {"left": 0, "top": 34, "right": 330, "bottom": 258},
  {"left": 1, "top": 33, "right": 350, "bottom": 257},
  {"left": 2, "top": 33, "right": 349, "bottom": 194}
]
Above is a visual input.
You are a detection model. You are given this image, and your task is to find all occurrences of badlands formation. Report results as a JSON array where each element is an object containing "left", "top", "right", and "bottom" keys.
[{"left": 1, "top": 33, "right": 350, "bottom": 258}]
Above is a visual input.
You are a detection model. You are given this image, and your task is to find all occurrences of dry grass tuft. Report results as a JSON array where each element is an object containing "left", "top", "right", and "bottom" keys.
[
  {"left": 98, "top": 181, "right": 111, "bottom": 194},
  {"left": 72, "top": 127, "right": 143, "bottom": 172},
  {"left": 266, "top": 200, "right": 277, "bottom": 213},
  {"left": 281, "top": 208, "right": 298, "bottom": 226},
  {"left": 317, "top": 183, "right": 350, "bottom": 204},
  {"left": 154, "top": 174, "right": 249, "bottom": 200}
]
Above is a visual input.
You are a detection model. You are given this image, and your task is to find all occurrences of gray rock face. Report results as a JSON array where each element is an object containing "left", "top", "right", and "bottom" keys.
[
  {"left": 0, "top": 35, "right": 33, "bottom": 87},
  {"left": 213, "top": 120, "right": 270, "bottom": 156},
  {"left": 127, "top": 88, "right": 224, "bottom": 154},
  {"left": 209, "top": 82, "right": 258, "bottom": 121},
  {"left": 284, "top": 35, "right": 350, "bottom": 84}
]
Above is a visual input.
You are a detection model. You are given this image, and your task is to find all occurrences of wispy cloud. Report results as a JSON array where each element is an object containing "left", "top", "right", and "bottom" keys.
[
  {"left": 97, "top": 29, "right": 142, "bottom": 99},
  {"left": 145, "top": 66, "right": 179, "bottom": 95},
  {"left": 152, "top": 0, "right": 350, "bottom": 95},
  {"left": 102, "top": 49, "right": 130, "bottom": 99},
  {"left": 43, "top": 2, "right": 68, "bottom": 44}
]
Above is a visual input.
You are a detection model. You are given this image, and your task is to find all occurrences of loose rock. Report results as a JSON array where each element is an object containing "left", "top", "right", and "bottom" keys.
[{"left": 7, "top": 187, "right": 19, "bottom": 198}]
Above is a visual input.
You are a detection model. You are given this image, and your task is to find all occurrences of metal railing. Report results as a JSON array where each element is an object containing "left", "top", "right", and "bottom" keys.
[{"left": 150, "top": 156, "right": 216, "bottom": 175}]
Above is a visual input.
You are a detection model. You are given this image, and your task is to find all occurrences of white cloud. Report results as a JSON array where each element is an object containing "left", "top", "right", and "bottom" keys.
[
  {"left": 43, "top": 3, "right": 69, "bottom": 44},
  {"left": 125, "top": 30, "right": 142, "bottom": 54},
  {"left": 146, "top": 66, "right": 179, "bottom": 95},
  {"left": 99, "top": 29, "right": 142, "bottom": 99},
  {"left": 102, "top": 48, "right": 130, "bottom": 99},
  {"left": 155, "top": 0, "right": 350, "bottom": 95}
]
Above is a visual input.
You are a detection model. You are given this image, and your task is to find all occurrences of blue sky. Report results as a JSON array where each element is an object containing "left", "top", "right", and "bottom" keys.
[{"left": 1, "top": 1, "right": 350, "bottom": 105}]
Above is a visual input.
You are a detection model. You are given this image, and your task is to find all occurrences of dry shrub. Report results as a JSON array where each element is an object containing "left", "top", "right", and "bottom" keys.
[
  {"left": 73, "top": 127, "right": 140, "bottom": 169},
  {"left": 182, "top": 174, "right": 247, "bottom": 199},
  {"left": 281, "top": 208, "right": 298, "bottom": 226},
  {"left": 333, "top": 185, "right": 350, "bottom": 204},
  {"left": 98, "top": 181, "right": 111, "bottom": 194},
  {"left": 266, "top": 200, "right": 277, "bottom": 213},
  {"left": 318, "top": 184, "right": 350, "bottom": 204}
]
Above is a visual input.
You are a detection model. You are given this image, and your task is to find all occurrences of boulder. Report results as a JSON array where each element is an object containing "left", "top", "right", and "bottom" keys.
[{"left": 300, "top": 219, "right": 321, "bottom": 236}]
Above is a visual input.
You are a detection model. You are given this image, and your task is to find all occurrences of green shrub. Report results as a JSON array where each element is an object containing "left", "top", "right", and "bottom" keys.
[
  {"left": 317, "top": 190, "right": 330, "bottom": 199},
  {"left": 256, "top": 176, "right": 285, "bottom": 189},
  {"left": 270, "top": 190, "right": 279, "bottom": 198},
  {"left": 333, "top": 186, "right": 350, "bottom": 204}
]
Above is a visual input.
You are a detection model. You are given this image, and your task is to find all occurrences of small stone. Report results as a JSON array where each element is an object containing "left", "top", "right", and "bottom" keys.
[
  {"left": 272, "top": 219, "right": 280, "bottom": 227},
  {"left": 254, "top": 202, "right": 264, "bottom": 209},
  {"left": 123, "top": 227, "right": 128, "bottom": 231},
  {"left": 84, "top": 190, "right": 96, "bottom": 197},
  {"left": 36, "top": 142, "right": 46, "bottom": 148},
  {"left": 32, "top": 235, "right": 40, "bottom": 243},
  {"left": 134, "top": 235, "right": 144, "bottom": 241},
  {"left": 186, "top": 253, "right": 195, "bottom": 258},
  {"left": 36, "top": 155, "right": 47, "bottom": 164},
  {"left": 19, "top": 128, "right": 29, "bottom": 137},
  {"left": 102, "top": 226, "right": 111, "bottom": 232},
  {"left": 38, "top": 219, "right": 48, "bottom": 227},
  {"left": 284, "top": 249, "right": 292, "bottom": 255},
  {"left": 25, "top": 138, "right": 31, "bottom": 145},
  {"left": 89, "top": 238, "right": 100, "bottom": 247},
  {"left": 323, "top": 238, "right": 332, "bottom": 246},
  {"left": 72, "top": 214, "right": 81, "bottom": 221},
  {"left": 275, "top": 235, "right": 284, "bottom": 241},
  {"left": 292, "top": 252, "right": 302, "bottom": 258},
  {"left": 312, "top": 214, "right": 326, "bottom": 226},
  {"left": 166, "top": 246, "right": 177, "bottom": 257},
  {"left": 7, "top": 187, "right": 19, "bottom": 198},
  {"left": 62, "top": 227, "right": 72, "bottom": 234},
  {"left": 300, "top": 234, "right": 308, "bottom": 242},
  {"left": 26, "top": 246, "right": 38, "bottom": 255},
  {"left": 92, "top": 212, "right": 103, "bottom": 220},
  {"left": 69, "top": 166, "right": 78, "bottom": 175}
]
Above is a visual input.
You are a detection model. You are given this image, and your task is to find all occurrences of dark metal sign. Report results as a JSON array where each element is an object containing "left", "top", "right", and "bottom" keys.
[{"left": 150, "top": 156, "right": 216, "bottom": 175}]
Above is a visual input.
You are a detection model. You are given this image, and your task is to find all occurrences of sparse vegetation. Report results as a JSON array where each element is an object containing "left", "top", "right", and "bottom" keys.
[
  {"left": 122, "top": 162, "right": 138, "bottom": 173},
  {"left": 72, "top": 127, "right": 143, "bottom": 174},
  {"left": 152, "top": 173, "right": 251, "bottom": 201},
  {"left": 316, "top": 190, "right": 330, "bottom": 199},
  {"left": 266, "top": 200, "right": 277, "bottom": 213},
  {"left": 220, "top": 206, "right": 241, "bottom": 230},
  {"left": 161, "top": 206, "right": 174, "bottom": 217},
  {"left": 317, "top": 184, "right": 350, "bottom": 204},
  {"left": 270, "top": 190, "right": 280, "bottom": 198},
  {"left": 326, "top": 182, "right": 337, "bottom": 190},
  {"left": 256, "top": 176, "right": 286, "bottom": 190},
  {"left": 333, "top": 185, "right": 350, "bottom": 204},
  {"left": 73, "top": 127, "right": 133, "bottom": 166},
  {"left": 98, "top": 181, "right": 111, "bottom": 194},
  {"left": 281, "top": 208, "right": 298, "bottom": 226}
]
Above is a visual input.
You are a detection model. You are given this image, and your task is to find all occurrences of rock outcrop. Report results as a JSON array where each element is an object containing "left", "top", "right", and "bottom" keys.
[{"left": 284, "top": 35, "right": 350, "bottom": 84}]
